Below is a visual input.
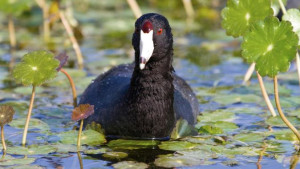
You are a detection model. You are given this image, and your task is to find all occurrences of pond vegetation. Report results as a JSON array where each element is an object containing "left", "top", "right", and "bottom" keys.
[{"left": 0, "top": 0, "right": 300, "bottom": 168}]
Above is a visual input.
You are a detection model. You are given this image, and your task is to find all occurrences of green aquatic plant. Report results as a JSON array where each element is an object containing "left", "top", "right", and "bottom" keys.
[
  {"left": 13, "top": 50, "right": 59, "bottom": 146},
  {"left": 0, "top": 105, "right": 15, "bottom": 153},
  {"left": 221, "top": 0, "right": 277, "bottom": 117},
  {"left": 0, "top": 0, "right": 32, "bottom": 48},
  {"left": 55, "top": 52, "right": 77, "bottom": 107},
  {"left": 71, "top": 104, "right": 95, "bottom": 150}
]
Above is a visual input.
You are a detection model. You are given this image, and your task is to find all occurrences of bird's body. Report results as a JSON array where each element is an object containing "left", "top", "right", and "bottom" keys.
[{"left": 79, "top": 13, "right": 199, "bottom": 139}]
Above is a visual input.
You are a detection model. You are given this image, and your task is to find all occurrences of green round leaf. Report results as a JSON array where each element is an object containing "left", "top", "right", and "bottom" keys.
[
  {"left": 0, "top": 156, "right": 36, "bottom": 166},
  {"left": 58, "top": 130, "right": 106, "bottom": 145},
  {"left": 283, "top": 9, "right": 300, "bottom": 45},
  {"left": 9, "top": 118, "right": 50, "bottom": 132},
  {"left": 112, "top": 161, "right": 148, "bottom": 169},
  {"left": 107, "top": 139, "right": 159, "bottom": 150},
  {"left": 221, "top": 0, "right": 273, "bottom": 37},
  {"left": 0, "top": 0, "right": 33, "bottom": 16},
  {"left": 158, "top": 141, "right": 198, "bottom": 151},
  {"left": 13, "top": 50, "right": 59, "bottom": 86},
  {"left": 102, "top": 152, "right": 128, "bottom": 160},
  {"left": 7, "top": 145, "right": 57, "bottom": 155},
  {"left": 242, "top": 16, "right": 299, "bottom": 77},
  {"left": 198, "top": 125, "right": 224, "bottom": 134}
]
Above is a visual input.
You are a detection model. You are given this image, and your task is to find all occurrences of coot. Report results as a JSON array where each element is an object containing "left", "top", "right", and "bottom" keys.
[{"left": 79, "top": 13, "right": 199, "bottom": 139}]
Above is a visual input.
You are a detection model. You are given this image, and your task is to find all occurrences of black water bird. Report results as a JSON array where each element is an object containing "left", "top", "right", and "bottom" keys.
[{"left": 79, "top": 13, "right": 199, "bottom": 139}]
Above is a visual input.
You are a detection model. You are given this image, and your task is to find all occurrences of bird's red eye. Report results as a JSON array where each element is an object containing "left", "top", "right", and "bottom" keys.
[{"left": 157, "top": 28, "right": 163, "bottom": 35}]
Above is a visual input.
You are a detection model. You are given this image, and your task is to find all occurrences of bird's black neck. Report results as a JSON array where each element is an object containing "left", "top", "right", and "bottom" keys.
[{"left": 125, "top": 52, "right": 175, "bottom": 138}]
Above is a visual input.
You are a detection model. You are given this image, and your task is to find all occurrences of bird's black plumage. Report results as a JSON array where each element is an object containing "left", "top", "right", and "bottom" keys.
[{"left": 79, "top": 13, "right": 199, "bottom": 139}]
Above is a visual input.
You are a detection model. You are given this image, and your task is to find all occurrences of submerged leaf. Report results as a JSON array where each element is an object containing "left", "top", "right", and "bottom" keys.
[
  {"left": 72, "top": 104, "right": 94, "bottom": 121},
  {"left": 13, "top": 50, "right": 59, "bottom": 86},
  {"left": 242, "top": 16, "right": 299, "bottom": 77},
  {"left": 0, "top": 105, "right": 15, "bottom": 125},
  {"left": 221, "top": 0, "right": 273, "bottom": 37}
]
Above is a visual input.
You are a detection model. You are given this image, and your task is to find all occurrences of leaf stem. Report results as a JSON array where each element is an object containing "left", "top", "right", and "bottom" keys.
[
  {"left": 8, "top": 15, "right": 16, "bottom": 49},
  {"left": 60, "top": 68, "right": 77, "bottom": 107},
  {"left": 274, "top": 76, "right": 300, "bottom": 141},
  {"left": 77, "top": 151, "right": 83, "bottom": 169},
  {"left": 1, "top": 125, "right": 6, "bottom": 152},
  {"left": 126, "top": 0, "right": 142, "bottom": 19},
  {"left": 22, "top": 85, "right": 36, "bottom": 146},
  {"left": 182, "top": 0, "right": 195, "bottom": 18},
  {"left": 278, "top": 0, "right": 287, "bottom": 14},
  {"left": 243, "top": 63, "right": 255, "bottom": 84},
  {"left": 256, "top": 71, "right": 276, "bottom": 117},
  {"left": 77, "top": 119, "right": 84, "bottom": 150},
  {"left": 59, "top": 11, "right": 84, "bottom": 70},
  {"left": 36, "top": 0, "right": 50, "bottom": 42}
]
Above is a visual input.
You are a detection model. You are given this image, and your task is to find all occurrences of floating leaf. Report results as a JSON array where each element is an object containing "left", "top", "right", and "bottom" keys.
[
  {"left": 13, "top": 50, "right": 59, "bottom": 86},
  {"left": 198, "top": 121, "right": 238, "bottom": 133},
  {"left": 197, "top": 109, "right": 235, "bottom": 122},
  {"left": 58, "top": 130, "right": 106, "bottom": 145},
  {"left": 221, "top": 0, "right": 273, "bottom": 37},
  {"left": 266, "top": 116, "right": 300, "bottom": 127},
  {"left": 154, "top": 154, "right": 215, "bottom": 168},
  {"left": 0, "top": 0, "right": 33, "bottom": 16},
  {"left": 108, "top": 139, "right": 159, "bottom": 150},
  {"left": 242, "top": 16, "right": 299, "bottom": 77},
  {"left": 53, "top": 144, "right": 87, "bottom": 153},
  {"left": 9, "top": 118, "right": 50, "bottom": 132},
  {"left": 198, "top": 125, "right": 224, "bottom": 134},
  {"left": 233, "top": 132, "right": 265, "bottom": 143},
  {"left": 0, "top": 156, "right": 36, "bottom": 166},
  {"left": 84, "top": 148, "right": 107, "bottom": 154},
  {"left": 212, "top": 94, "right": 261, "bottom": 105},
  {"left": 102, "top": 152, "right": 128, "bottom": 160},
  {"left": 55, "top": 52, "right": 69, "bottom": 71},
  {"left": 72, "top": 104, "right": 94, "bottom": 121},
  {"left": 283, "top": 9, "right": 300, "bottom": 45},
  {"left": 0, "top": 105, "right": 15, "bottom": 125},
  {"left": 158, "top": 141, "right": 198, "bottom": 151},
  {"left": 112, "top": 161, "right": 148, "bottom": 169},
  {"left": 272, "top": 129, "right": 298, "bottom": 141},
  {"left": 7, "top": 145, "right": 57, "bottom": 155}
]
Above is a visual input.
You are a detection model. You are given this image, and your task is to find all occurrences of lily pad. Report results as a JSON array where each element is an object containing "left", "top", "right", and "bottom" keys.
[
  {"left": 158, "top": 141, "right": 198, "bottom": 151},
  {"left": 102, "top": 152, "right": 128, "bottom": 160},
  {"left": 197, "top": 109, "right": 235, "bottom": 122},
  {"left": 53, "top": 144, "right": 87, "bottom": 153},
  {"left": 221, "top": 0, "right": 273, "bottom": 37},
  {"left": 154, "top": 154, "right": 215, "bottom": 168},
  {"left": 272, "top": 129, "right": 298, "bottom": 141},
  {"left": 0, "top": 156, "right": 36, "bottom": 166},
  {"left": 199, "top": 121, "right": 239, "bottom": 133},
  {"left": 58, "top": 130, "right": 106, "bottom": 145},
  {"left": 13, "top": 86, "right": 43, "bottom": 95},
  {"left": 212, "top": 94, "right": 261, "bottom": 105},
  {"left": 242, "top": 16, "right": 299, "bottom": 77},
  {"left": 283, "top": 9, "right": 300, "bottom": 45},
  {"left": 112, "top": 161, "right": 148, "bottom": 169},
  {"left": 9, "top": 118, "right": 50, "bottom": 132},
  {"left": 108, "top": 139, "right": 159, "bottom": 150},
  {"left": 266, "top": 116, "right": 300, "bottom": 127},
  {"left": 233, "top": 132, "right": 265, "bottom": 143},
  {"left": 7, "top": 145, "right": 57, "bottom": 155},
  {"left": 198, "top": 125, "right": 224, "bottom": 134},
  {"left": 13, "top": 50, "right": 59, "bottom": 86},
  {"left": 84, "top": 148, "right": 107, "bottom": 154}
]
